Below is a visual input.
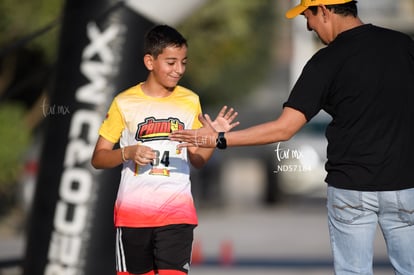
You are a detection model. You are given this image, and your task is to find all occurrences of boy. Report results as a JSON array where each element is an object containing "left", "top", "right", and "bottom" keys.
[{"left": 91, "top": 25, "right": 238, "bottom": 275}]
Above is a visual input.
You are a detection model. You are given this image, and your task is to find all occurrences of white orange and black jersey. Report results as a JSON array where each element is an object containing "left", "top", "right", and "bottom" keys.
[{"left": 99, "top": 83, "right": 202, "bottom": 228}]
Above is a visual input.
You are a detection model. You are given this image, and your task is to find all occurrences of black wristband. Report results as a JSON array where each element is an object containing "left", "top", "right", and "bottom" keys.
[{"left": 216, "top": 132, "right": 227, "bottom": 149}]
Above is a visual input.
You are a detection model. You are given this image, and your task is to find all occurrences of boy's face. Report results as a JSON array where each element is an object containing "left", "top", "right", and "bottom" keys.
[{"left": 146, "top": 45, "right": 188, "bottom": 90}]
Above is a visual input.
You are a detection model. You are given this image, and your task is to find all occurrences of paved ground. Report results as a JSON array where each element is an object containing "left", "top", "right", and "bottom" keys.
[
  {"left": 189, "top": 198, "right": 393, "bottom": 275},
  {"left": 0, "top": 197, "right": 394, "bottom": 275}
]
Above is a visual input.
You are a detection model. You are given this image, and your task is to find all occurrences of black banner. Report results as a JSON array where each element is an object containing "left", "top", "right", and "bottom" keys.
[{"left": 23, "top": 0, "right": 153, "bottom": 274}]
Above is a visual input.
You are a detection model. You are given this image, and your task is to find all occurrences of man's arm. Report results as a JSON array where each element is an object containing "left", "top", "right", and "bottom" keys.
[
  {"left": 227, "top": 107, "right": 306, "bottom": 146},
  {"left": 170, "top": 107, "right": 307, "bottom": 148}
]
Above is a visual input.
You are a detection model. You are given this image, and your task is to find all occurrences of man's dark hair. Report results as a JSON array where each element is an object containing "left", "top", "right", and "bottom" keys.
[
  {"left": 143, "top": 25, "right": 187, "bottom": 58},
  {"left": 308, "top": 1, "right": 358, "bottom": 17}
]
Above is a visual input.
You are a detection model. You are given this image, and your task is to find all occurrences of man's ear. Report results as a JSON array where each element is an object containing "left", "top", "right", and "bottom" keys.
[
  {"left": 320, "top": 5, "right": 329, "bottom": 21},
  {"left": 143, "top": 54, "right": 154, "bottom": 70}
]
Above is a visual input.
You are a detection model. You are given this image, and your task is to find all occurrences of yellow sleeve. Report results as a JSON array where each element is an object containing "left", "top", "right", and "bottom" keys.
[
  {"left": 98, "top": 99, "right": 125, "bottom": 143},
  {"left": 191, "top": 100, "right": 203, "bottom": 130}
]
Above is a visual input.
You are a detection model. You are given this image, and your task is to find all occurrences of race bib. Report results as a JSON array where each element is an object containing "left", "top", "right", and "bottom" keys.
[{"left": 137, "top": 144, "right": 184, "bottom": 177}]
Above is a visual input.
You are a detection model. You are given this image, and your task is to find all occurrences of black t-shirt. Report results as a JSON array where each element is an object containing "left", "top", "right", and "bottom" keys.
[{"left": 284, "top": 24, "right": 414, "bottom": 191}]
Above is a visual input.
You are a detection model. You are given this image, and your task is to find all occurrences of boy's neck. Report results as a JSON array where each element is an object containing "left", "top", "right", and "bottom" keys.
[{"left": 141, "top": 81, "right": 174, "bottom": 98}]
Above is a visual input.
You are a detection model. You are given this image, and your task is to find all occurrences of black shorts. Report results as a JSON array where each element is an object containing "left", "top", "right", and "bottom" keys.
[{"left": 116, "top": 224, "right": 196, "bottom": 274}]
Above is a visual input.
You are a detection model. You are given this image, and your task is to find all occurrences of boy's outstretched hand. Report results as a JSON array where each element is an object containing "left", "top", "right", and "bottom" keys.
[
  {"left": 170, "top": 106, "right": 239, "bottom": 148},
  {"left": 209, "top": 105, "right": 239, "bottom": 132}
]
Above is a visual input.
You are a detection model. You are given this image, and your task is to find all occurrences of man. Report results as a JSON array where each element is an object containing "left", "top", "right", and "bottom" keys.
[{"left": 170, "top": 1, "right": 414, "bottom": 274}]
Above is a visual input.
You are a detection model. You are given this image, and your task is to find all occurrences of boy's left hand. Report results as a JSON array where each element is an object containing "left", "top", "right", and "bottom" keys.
[
  {"left": 170, "top": 106, "right": 239, "bottom": 148},
  {"left": 207, "top": 105, "right": 239, "bottom": 132}
]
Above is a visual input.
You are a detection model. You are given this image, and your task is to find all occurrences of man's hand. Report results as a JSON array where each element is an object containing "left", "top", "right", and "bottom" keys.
[{"left": 170, "top": 114, "right": 216, "bottom": 148}]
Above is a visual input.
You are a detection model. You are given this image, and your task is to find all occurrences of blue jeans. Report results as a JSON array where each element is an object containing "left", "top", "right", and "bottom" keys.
[{"left": 327, "top": 186, "right": 414, "bottom": 275}]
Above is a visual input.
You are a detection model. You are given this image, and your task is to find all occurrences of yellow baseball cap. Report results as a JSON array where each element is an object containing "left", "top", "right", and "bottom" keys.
[{"left": 286, "top": 0, "right": 353, "bottom": 19}]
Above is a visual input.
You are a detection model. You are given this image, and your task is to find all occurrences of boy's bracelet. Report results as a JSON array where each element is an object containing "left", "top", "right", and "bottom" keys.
[{"left": 121, "top": 147, "right": 127, "bottom": 162}]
